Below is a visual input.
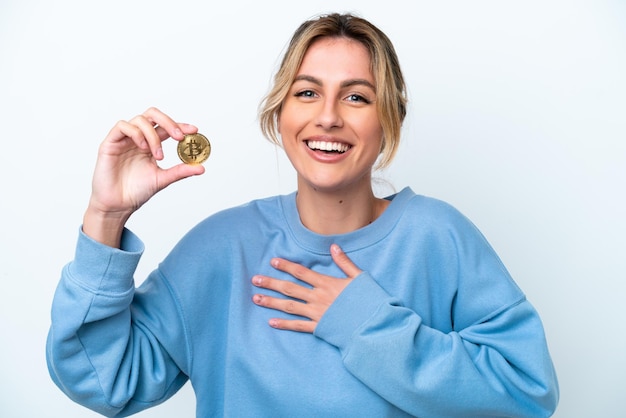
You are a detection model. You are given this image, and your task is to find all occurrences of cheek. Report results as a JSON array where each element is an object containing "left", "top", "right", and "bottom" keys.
[
  {"left": 277, "top": 109, "right": 291, "bottom": 136},
  {"left": 277, "top": 107, "right": 301, "bottom": 139},
  {"left": 362, "top": 120, "right": 384, "bottom": 151}
]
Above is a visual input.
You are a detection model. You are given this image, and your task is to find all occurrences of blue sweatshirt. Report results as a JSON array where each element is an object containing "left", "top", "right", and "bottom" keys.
[{"left": 46, "top": 187, "right": 559, "bottom": 417}]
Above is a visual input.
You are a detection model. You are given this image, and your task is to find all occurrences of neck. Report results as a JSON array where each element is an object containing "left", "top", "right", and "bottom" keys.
[{"left": 295, "top": 179, "right": 389, "bottom": 235}]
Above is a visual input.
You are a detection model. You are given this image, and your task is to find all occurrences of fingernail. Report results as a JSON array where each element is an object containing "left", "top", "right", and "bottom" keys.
[
  {"left": 252, "top": 276, "right": 262, "bottom": 285},
  {"left": 271, "top": 259, "right": 279, "bottom": 268},
  {"left": 331, "top": 244, "right": 341, "bottom": 254},
  {"left": 253, "top": 294, "right": 262, "bottom": 304},
  {"left": 155, "top": 147, "right": 163, "bottom": 159},
  {"left": 175, "top": 128, "right": 183, "bottom": 137}
]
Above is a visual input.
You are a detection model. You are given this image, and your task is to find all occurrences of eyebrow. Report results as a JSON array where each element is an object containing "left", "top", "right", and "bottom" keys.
[{"left": 293, "top": 75, "right": 376, "bottom": 91}]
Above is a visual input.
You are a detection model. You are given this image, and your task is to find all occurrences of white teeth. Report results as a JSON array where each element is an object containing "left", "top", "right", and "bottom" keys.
[{"left": 306, "top": 140, "right": 350, "bottom": 153}]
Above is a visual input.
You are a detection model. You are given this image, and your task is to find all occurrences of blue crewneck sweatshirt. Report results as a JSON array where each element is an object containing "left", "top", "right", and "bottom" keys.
[{"left": 47, "top": 187, "right": 558, "bottom": 417}]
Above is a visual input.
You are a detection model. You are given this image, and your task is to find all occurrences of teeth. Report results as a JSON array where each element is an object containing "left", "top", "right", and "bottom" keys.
[{"left": 307, "top": 140, "right": 350, "bottom": 153}]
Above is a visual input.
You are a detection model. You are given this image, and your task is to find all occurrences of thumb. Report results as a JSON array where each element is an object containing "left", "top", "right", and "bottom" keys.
[
  {"left": 330, "top": 244, "right": 362, "bottom": 278},
  {"left": 157, "top": 163, "right": 205, "bottom": 191}
]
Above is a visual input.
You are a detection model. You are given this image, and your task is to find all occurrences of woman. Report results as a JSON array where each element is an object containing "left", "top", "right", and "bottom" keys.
[{"left": 47, "top": 13, "right": 559, "bottom": 417}]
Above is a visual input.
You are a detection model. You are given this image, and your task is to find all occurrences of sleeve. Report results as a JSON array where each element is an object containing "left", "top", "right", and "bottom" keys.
[
  {"left": 315, "top": 276, "right": 558, "bottom": 417},
  {"left": 46, "top": 228, "right": 190, "bottom": 417},
  {"left": 314, "top": 213, "right": 559, "bottom": 417}
]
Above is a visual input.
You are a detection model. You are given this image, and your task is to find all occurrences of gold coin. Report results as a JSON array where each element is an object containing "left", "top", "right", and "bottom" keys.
[{"left": 177, "top": 133, "right": 211, "bottom": 165}]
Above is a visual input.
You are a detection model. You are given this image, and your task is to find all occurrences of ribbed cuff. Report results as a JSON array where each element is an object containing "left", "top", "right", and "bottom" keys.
[
  {"left": 68, "top": 226, "right": 144, "bottom": 294},
  {"left": 315, "top": 272, "right": 394, "bottom": 350}
]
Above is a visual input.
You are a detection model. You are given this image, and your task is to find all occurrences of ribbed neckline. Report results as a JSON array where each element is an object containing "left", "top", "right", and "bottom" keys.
[{"left": 279, "top": 187, "right": 415, "bottom": 255}]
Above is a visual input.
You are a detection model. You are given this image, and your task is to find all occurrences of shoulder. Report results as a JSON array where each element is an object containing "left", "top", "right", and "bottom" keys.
[
  {"left": 392, "top": 188, "right": 503, "bottom": 266},
  {"left": 157, "top": 194, "right": 286, "bottom": 279},
  {"left": 393, "top": 188, "right": 476, "bottom": 235},
  {"left": 191, "top": 194, "right": 284, "bottom": 235},
  {"left": 396, "top": 189, "right": 524, "bottom": 325},
  {"left": 164, "top": 194, "right": 286, "bottom": 257}
]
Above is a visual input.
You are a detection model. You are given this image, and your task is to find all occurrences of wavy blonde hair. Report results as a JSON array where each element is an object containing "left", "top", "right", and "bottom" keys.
[{"left": 258, "top": 13, "right": 407, "bottom": 169}]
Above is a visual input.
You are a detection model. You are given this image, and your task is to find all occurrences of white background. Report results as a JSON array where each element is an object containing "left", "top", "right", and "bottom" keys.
[{"left": 1, "top": 1, "right": 624, "bottom": 417}]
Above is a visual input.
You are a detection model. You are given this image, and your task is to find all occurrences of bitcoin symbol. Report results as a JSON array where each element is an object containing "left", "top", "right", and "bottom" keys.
[
  {"left": 184, "top": 139, "right": 203, "bottom": 161},
  {"left": 177, "top": 133, "right": 211, "bottom": 165}
]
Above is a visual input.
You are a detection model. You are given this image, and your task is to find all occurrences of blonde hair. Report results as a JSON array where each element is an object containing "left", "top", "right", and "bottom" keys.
[{"left": 259, "top": 13, "right": 407, "bottom": 169}]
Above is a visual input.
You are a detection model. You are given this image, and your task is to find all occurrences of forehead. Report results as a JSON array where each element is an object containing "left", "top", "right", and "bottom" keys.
[{"left": 297, "top": 37, "right": 373, "bottom": 81}]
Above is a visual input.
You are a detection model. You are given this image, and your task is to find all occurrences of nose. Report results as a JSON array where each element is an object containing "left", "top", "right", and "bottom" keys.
[{"left": 315, "top": 98, "right": 343, "bottom": 130}]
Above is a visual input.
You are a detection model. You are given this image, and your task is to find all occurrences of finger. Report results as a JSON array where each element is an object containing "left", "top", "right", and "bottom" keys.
[
  {"left": 103, "top": 120, "right": 154, "bottom": 158},
  {"left": 143, "top": 107, "right": 191, "bottom": 141},
  {"left": 155, "top": 162, "right": 205, "bottom": 191},
  {"left": 128, "top": 114, "right": 164, "bottom": 159},
  {"left": 252, "top": 293, "right": 309, "bottom": 317},
  {"left": 171, "top": 123, "right": 199, "bottom": 138},
  {"left": 252, "top": 275, "right": 310, "bottom": 301},
  {"left": 330, "top": 244, "right": 362, "bottom": 278},
  {"left": 138, "top": 107, "right": 197, "bottom": 160},
  {"left": 153, "top": 123, "right": 199, "bottom": 145},
  {"left": 268, "top": 318, "right": 315, "bottom": 333},
  {"left": 104, "top": 119, "right": 141, "bottom": 144},
  {"left": 269, "top": 258, "right": 320, "bottom": 287}
]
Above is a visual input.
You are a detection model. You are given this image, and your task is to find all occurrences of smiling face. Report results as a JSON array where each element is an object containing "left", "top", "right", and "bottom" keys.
[{"left": 278, "top": 37, "right": 383, "bottom": 195}]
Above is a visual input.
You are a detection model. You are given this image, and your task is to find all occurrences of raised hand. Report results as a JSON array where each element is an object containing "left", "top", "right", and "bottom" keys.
[
  {"left": 252, "top": 244, "right": 362, "bottom": 333},
  {"left": 83, "top": 107, "right": 205, "bottom": 247}
]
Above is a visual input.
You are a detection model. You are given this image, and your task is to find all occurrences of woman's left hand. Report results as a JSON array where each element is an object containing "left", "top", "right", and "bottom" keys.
[{"left": 252, "top": 244, "right": 362, "bottom": 333}]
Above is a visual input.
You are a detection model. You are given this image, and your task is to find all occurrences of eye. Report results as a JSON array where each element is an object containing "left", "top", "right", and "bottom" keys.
[
  {"left": 346, "top": 93, "right": 371, "bottom": 104},
  {"left": 294, "top": 89, "right": 316, "bottom": 98}
]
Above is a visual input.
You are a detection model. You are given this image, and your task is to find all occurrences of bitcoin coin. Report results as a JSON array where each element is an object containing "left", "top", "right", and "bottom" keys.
[{"left": 177, "top": 133, "right": 211, "bottom": 165}]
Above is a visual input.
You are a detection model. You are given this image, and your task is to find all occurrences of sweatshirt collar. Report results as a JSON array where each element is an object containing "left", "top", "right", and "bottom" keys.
[{"left": 279, "top": 187, "right": 415, "bottom": 254}]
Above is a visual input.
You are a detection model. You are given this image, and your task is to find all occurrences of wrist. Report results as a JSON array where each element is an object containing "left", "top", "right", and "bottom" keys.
[{"left": 82, "top": 204, "right": 132, "bottom": 248}]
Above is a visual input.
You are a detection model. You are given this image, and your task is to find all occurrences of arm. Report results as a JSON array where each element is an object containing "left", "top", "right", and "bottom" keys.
[
  {"left": 252, "top": 246, "right": 559, "bottom": 417},
  {"left": 315, "top": 273, "right": 558, "bottom": 417},
  {"left": 46, "top": 229, "right": 190, "bottom": 417},
  {"left": 47, "top": 108, "right": 204, "bottom": 416}
]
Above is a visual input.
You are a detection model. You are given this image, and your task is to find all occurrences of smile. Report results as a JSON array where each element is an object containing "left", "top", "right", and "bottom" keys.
[{"left": 306, "top": 140, "right": 351, "bottom": 153}]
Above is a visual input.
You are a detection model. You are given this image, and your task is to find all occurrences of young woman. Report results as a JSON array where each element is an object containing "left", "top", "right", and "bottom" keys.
[{"left": 47, "top": 13, "right": 559, "bottom": 417}]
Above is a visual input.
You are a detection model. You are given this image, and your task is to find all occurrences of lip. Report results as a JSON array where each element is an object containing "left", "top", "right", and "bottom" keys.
[{"left": 303, "top": 135, "right": 353, "bottom": 163}]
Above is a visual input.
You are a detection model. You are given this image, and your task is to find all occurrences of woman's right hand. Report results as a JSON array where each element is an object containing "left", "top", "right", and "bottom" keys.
[{"left": 83, "top": 107, "right": 205, "bottom": 247}]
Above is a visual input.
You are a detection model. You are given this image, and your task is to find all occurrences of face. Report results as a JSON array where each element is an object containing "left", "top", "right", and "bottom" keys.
[{"left": 278, "top": 37, "right": 383, "bottom": 194}]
